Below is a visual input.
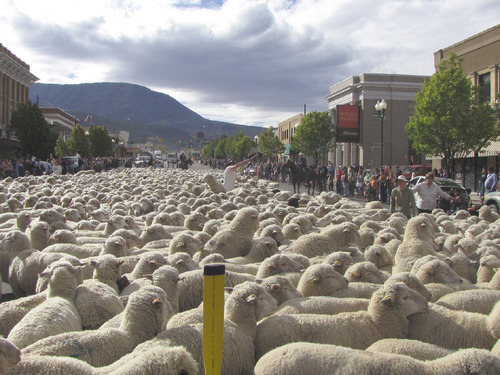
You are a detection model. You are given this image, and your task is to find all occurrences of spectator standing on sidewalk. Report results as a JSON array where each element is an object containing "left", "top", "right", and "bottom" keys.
[{"left": 484, "top": 167, "right": 498, "bottom": 194}]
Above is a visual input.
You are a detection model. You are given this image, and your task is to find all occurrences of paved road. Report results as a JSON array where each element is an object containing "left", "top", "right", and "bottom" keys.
[{"left": 190, "top": 161, "right": 481, "bottom": 208}]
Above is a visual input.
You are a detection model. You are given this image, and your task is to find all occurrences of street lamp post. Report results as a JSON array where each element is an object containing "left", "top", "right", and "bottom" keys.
[{"left": 375, "top": 99, "right": 387, "bottom": 168}]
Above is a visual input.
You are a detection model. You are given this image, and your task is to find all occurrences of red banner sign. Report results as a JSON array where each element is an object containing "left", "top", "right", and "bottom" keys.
[{"left": 336, "top": 105, "right": 360, "bottom": 142}]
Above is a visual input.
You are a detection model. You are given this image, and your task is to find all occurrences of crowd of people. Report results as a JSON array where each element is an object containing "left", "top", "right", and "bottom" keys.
[{"left": 0, "top": 155, "right": 131, "bottom": 179}]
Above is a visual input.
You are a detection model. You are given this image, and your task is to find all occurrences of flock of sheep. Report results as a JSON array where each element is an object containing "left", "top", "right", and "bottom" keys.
[{"left": 0, "top": 162, "right": 500, "bottom": 374}]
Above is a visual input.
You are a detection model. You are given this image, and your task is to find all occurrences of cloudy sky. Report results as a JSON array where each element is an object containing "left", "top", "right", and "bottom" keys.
[{"left": 1, "top": 0, "right": 498, "bottom": 127}]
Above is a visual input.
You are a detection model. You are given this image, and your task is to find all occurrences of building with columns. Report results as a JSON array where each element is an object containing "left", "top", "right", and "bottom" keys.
[
  {"left": 40, "top": 107, "right": 78, "bottom": 140},
  {"left": 0, "top": 44, "right": 39, "bottom": 156},
  {"left": 325, "top": 73, "right": 428, "bottom": 170}
]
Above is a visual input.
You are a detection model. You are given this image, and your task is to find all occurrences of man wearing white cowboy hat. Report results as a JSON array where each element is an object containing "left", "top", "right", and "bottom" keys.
[{"left": 390, "top": 175, "right": 416, "bottom": 219}]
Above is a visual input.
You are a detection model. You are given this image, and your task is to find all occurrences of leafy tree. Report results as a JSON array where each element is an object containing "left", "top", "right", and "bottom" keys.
[
  {"left": 228, "top": 132, "right": 253, "bottom": 160},
  {"left": 257, "top": 126, "right": 284, "bottom": 160},
  {"left": 54, "top": 137, "right": 70, "bottom": 158},
  {"left": 66, "top": 125, "right": 90, "bottom": 157},
  {"left": 292, "top": 111, "right": 334, "bottom": 165},
  {"left": 215, "top": 136, "right": 229, "bottom": 159},
  {"left": 10, "top": 101, "right": 58, "bottom": 159},
  {"left": 88, "top": 126, "right": 113, "bottom": 157},
  {"left": 201, "top": 139, "right": 218, "bottom": 159},
  {"left": 406, "top": 53, "right": 499, "bottom": 177}
]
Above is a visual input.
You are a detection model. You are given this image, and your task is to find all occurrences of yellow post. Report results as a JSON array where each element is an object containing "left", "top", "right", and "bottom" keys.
[{"left": 203, "top": 264, "right": 225, "bottom": 375}]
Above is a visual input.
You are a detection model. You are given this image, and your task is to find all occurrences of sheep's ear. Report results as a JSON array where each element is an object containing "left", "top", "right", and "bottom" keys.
[
  {"left": 352, "top": 272, "right": 360, "bottom": 279},
  {"left": 38, "top": 271, "right": 50, "bottom": 278},
  {"left": 116, "top": 260, "right": 125, "bottom": 266},
  {"left": 174, "top": 258, "right": 184, "bottom": 266},
  {"left": 266, "top": 265, "right": 275, "bottom": 271},
  {"left": 149, "top": 260, "right": 160, "bottom": 266},
  {"left": 117, "top": 275, "right": 130, "bottom": 291},
  {"left": 271, "top": 284, "right": 280, "bottom": 291},
  {"left": 443, "top": 258, "right": 452, "bottom": 266},
  {"left": 176, "top": 242, "right": 185, "bottom": 248},
  {"left": 342, "top": 226, "right": 351, "bottom": 233},
  {"left": 254, "top": 279, "right": 263, "bottom": 284},
  {"left": 246, "top": 294, "right": 257, "bottom": 303},
  {"left": 224, "top": 287, "right": 234, "bottom": 294},
  {"left": 424, "top": 267, "right": 433, "bottom": 275},
  {"left": 144, "top": 274, "right": 153, "bottom": 281},
  {"left": 90, "top": 260, "right": 98, "bottom": 267},
  {"left": 152, "top": 297, "right": 162, "bottom": 306}
]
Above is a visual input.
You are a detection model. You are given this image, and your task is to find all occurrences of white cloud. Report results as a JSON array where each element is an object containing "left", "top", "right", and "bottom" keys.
[{"left": 1, "top": 0, "right": 498, "bottom": 126}]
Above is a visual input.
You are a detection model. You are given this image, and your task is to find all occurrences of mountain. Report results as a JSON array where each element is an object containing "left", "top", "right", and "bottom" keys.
[{"left": 29, "top": 82, "right": 263, "bottom": 150}]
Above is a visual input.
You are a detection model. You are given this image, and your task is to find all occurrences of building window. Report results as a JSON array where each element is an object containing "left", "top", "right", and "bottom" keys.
[{"left": 478, "top": 72, "right": 491, "bottom": 102}]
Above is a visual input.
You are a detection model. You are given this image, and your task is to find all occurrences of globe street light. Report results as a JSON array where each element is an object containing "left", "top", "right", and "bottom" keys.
[{"left": 375, "top": 99, "right": 387, "bottom": 167}]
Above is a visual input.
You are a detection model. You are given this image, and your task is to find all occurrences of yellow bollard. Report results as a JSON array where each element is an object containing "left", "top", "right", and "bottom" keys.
[{"left": 203, "top": 264, "right": 225, "bottom": 375}]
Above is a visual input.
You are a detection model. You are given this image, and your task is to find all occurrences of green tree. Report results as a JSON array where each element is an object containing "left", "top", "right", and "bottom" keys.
[
  {"left": 67, "top": 125, "right": 90, "bottom": 157},
  {"left": 228, "top": 132, "right": 253, "bottom": 160},
  {"left": 10, "top": 101, "right": 58, "bottom": 159},
  {"left": 54, "top": 137, "right": 70, "bottom": 158},
  {"left": 215, "top": 136, "right": 229, "bottom": 159},
  {"left": 406, "top": 53, "right": 499, "bottom": 177},
  {"left": 292, "top": 111, "right": 334, "bottom": 165},
  {"left": 201, "top": 139, "right": 218, "bottom": 159},
  {"left": 88, "top": 126, "right": 113, "bottom": 157},
  {"left": 257, "top": 126, "right": 284, "bottom": 160}
]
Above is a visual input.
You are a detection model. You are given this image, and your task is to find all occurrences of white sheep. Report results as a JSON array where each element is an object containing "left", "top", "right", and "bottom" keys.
[
  {"left": 7, "top": 261, "right": 83, "bottom": 349},
  {"left": 135, "top": 281, "right": 277, "bottom": 375},
  {"left": 408, "top": 301, "right": 500, "bottom": 349},
  {"left": 226, "top": 236, "right": 278, "bottom": 264},
  {"left": 259, "top": 275, "right": 302, "bottom": 305},
  {"left": 202, "top": 173, "right": 227, "bottom": 193},
  {"left": 436, "top": 289, "right": 500, "bottom": 315},
  {"left": 255, "top": 254, "right": 305, "bottom": 280},
  {"left": 275, "top": 295, "right": 370, "bottom": 315},
  {"left": 0, "top": 230, "right": 31, "bottom": 282},
  {"left": 412, "top": 258, "right": 464, "bottom": 285},
  {"left": 177, "top": 269, "right": 255, "bottom": 311},
  {"left": 296, "top": 263, "right": 349, "bottom": 297},
  {"left": 393, "top": 215, "right": 439, "bottom": 273},
  {"left": 344, "top": 261, "right": 389, "bottom": 284},
  {"left": 8, "top": 249, "right": 78, "bottom": 297},
  {"left": 282, "top": 222, "right": 361, "bottom": 258},
  {"left": 254, "top": 342, "right": 500, "bottom": 375},
  {"left": 255, "top": 282, "right": 428, "bottom": 359},
  {"left": 364, "top": 244, "right": 394, "bottom": 272},
  {"left": 168, "top": 232, "right": 204, "bottom": 257},
  {"left": 167, "top": 252, "right": 201, "bottom": 274},
  {"left": 204, "top": 207, "right": 259, "bottom": 258},
  {"left": 366, "top": 338, "right": 454, "bottom": 360},
  {"left": 22, "top": 285, "right": 172, "bottom": 367}
]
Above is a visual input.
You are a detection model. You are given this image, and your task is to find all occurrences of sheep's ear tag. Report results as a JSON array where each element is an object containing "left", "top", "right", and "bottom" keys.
[
  {"left": 381, "top": 294, "right": 395, "bottom": 306},
  {"left": 246, "top": 294, "right": 257, "bottom": 303},
  {"left": 152, "top": 297, "right": 162, "bottom": 306},
  {"left": 343, "top": 227, "right": 350, "bottom": 233},
  {"left": 309, "top": 277, "right": 318, "bottom": 285},
  {"left": 334, "top": 260, "right": 339, "bottom": 265},
  {"left": 177, "top": 242, "right": 184, "bottom": 247},
  {"left": 353, "top": 272, "right": 359, "bottom": 278},
  {"left": 424, "top": 268, "right": 430, "bottom": 275},
  {"left": 176, "top": 259, "right": 184, "bottom": 265}
]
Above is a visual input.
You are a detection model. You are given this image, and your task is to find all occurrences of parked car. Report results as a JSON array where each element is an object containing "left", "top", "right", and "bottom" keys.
[
  {"left": 483, "top": 191, "right": 500, "bottom": 213},
  {"left": 401, "top": 165, "right": 433, "bottom": 180},
  {"left": 408, "top": 176, "right": 470, "bottom": 210}
]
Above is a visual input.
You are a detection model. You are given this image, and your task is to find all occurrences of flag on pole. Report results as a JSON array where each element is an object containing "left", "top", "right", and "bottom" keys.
[{"left": 84, "top": 113, "right": 92, "bottom": 123}]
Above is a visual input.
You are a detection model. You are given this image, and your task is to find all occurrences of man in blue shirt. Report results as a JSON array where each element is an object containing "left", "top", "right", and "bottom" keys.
[{"left": 485, "top": 167, "right": 498, "bottom": 194}]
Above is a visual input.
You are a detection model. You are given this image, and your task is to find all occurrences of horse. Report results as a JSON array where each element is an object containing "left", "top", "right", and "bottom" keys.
[
  {"left": 179, "top": 158, "right": 193, "bottom": 170},
  {"left": 283, "top": 159, "right": 304, "bottom": 193}
]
